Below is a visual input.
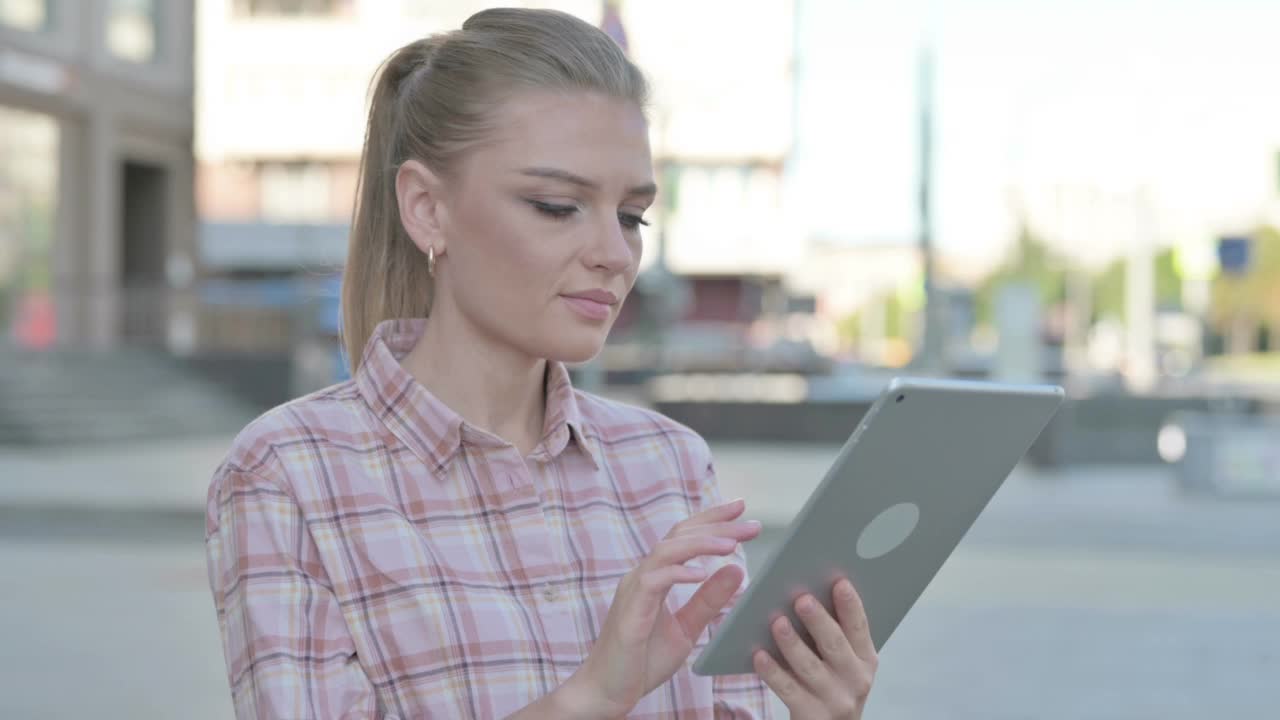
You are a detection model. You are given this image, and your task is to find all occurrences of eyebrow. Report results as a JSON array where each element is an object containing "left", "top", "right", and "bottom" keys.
[{"left": 518, "top": 166, "right": 658, "bottom": 198}]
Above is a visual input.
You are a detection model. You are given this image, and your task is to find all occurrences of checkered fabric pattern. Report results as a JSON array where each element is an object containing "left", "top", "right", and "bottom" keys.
[{"left": 205, "top": 318, "right": 772, "bottom": 719}]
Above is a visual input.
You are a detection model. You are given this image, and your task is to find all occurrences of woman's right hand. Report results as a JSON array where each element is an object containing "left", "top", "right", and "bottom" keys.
[{"left": 559, "top": 498, "right": 762, "bottom": 719}]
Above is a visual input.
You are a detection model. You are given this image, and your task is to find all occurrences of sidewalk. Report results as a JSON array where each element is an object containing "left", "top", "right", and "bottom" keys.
[
  {"left": 4, "top": 438, "right": 1276, "bottom": 720},
  {"left": 0, "top": 432, "right": 1171, "bottom": 523},
  {"left": 3, "top": 432, "right": 1272, "bottom": 539},
  {"left": 0, "top": 435, "right": 803, "bottom": 518},
  {"left": 0, "top": 436, "right": 232, "bottom": 516},
  {"left": 0, "top": 436, "right": 840, "bottom": 523}
]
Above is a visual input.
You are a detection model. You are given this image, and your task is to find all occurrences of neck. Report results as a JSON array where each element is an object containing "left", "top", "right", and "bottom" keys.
[{"left": 401, "top": 303, "right": 548, "bottom": 457}]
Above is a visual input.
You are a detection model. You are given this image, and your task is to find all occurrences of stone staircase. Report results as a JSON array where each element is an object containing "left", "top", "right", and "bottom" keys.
[{"left": 0, "top": 345, "right": 260, "bottom": 446}]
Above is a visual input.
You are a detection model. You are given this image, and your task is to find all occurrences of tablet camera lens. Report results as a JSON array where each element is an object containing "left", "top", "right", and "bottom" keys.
[{"left": 896, "top": 394, "right": 905, "bottom": 403}]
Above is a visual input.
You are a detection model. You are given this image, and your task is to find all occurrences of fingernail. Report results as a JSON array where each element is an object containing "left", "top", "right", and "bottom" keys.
[
  {"left": 837, "top": 580, "right": 855, "bottom": 599},
  {"left": 797, "top": 596, "right": 816, "bottom": 614},
  {"left": 776, "top": 618, "right": 793, "bottom": 637},
  {"left": 744, "top": 520, "right": 762, "bottom": 531},
  {"left": 755, "top": 650, "right": 772, "bottom": 668}
]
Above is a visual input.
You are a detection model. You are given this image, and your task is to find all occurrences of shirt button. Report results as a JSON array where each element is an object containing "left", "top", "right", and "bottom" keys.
[{"left": 542, "top": 586, "right": 559, "bottom": 602}]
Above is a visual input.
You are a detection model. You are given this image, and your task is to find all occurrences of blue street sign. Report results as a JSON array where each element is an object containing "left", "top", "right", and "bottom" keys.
[{"left": 1217, "top": 236, "right": 1252, "bottom": 276}]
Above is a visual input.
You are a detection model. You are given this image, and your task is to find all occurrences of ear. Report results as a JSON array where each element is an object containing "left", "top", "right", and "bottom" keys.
[{"left": 395, "top": 158, "right": 449, "bottom": 259}]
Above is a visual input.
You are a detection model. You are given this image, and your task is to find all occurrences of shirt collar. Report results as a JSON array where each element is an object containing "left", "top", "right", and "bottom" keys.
[
  {"left": 536, "top": 358, "right": 601, "bottom": 470},
  {"left": 355, "top": 318, "right": 600, "bottom": 471}
]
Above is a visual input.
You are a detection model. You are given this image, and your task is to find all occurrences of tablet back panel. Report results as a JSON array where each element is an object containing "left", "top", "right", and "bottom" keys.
[{"left": 693, "top": 377, "right": 1064, "bottom": 675}]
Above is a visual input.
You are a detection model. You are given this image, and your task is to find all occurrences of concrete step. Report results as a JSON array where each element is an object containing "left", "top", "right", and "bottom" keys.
[{"left": 0, "top": 347, "right": 258, "bottom": 446}]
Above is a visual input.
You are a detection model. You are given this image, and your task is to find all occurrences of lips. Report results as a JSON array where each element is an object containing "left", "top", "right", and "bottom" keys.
[
  {"left": 560, "top": 289, "right": 617, "bottom": 322},
  {"left": 562, "top": 289, "right": 619, "bottom": 305}
]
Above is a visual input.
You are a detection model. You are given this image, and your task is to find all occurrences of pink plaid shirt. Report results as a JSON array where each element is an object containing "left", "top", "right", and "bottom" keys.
[{"left": 205, "top": 318, "right": 772, "bottom": 719}]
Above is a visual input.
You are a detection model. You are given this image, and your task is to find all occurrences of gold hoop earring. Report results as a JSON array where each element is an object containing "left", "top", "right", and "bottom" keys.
[{"left": 427, "top": 246, "right": 436, "bottom": 277}]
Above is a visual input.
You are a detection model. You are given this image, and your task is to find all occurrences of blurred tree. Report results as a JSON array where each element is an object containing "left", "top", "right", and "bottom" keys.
[
  {"left": 1210, "top": 225, "right": 1280, "bottom": 351},
  {"left": 838, "top": 293, "right": 906, "bottom": 340},
  {"left": 1091, "top": 248, "right": 1183, "bottom": 321},
  {"left": 974, "top": 223, "right": 1066, "bottom": 326},
  {"left": 884, "top": 293, "right": 906, "bottom": 339},
  {"left": 837, "top": 310, "right": 859, "bottom": 347}
]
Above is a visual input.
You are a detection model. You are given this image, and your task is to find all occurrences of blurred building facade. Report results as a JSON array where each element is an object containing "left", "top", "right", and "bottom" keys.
[
  {"left": 194, "top": 0, "right": 801, "bottom": 362},
  {"left": 0, "top": 0, "right": 196, "bottom": 350}
]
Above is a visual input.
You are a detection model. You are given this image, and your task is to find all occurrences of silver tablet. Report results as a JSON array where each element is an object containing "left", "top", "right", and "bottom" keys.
[{"left": 692, "top": 376, "right": 1065, "bottom": 676}]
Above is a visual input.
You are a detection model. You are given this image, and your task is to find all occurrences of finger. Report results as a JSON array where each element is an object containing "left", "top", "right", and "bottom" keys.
[
  {"left": 770, "top": 614, "right": 843, "bottom": 702},
  {"left": 753, "top": 650, "right": 823, "bottom": 718},
  {"left": 635, "top": 563, "right": 708, "bottom": 601},
  {"left": 647, "top": 533, "right": 739, "bottom": 568},
  {"left": 670, "top": 498, "right": 746, "bottom": 535},
  {"left": 673, "top": 564, "right": 744, "bottom": 639},
  {"left": 833, "top": 579, "right": 877, "bottom": 663},
  {"left": 670, "top": 520, "right": 763, "bottom": 543},
  {"left": 794, "top": 593, "right": 860, "bottom": 677}
]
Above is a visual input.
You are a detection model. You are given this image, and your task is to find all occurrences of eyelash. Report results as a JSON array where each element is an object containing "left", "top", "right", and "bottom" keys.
[{"left": 529, "top": 200, "right": 650, "bottom": 230}]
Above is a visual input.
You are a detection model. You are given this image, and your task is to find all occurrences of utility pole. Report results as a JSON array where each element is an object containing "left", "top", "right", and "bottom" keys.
[
  {"left": 1125, "top": 187, "right": 1157, "bottom": 392},
  {"left": 915, "top": 44, "right": 946, "bottom": 374},
  {"left": 1064, "top": 186, "right": 1095, "bottom": 375}
]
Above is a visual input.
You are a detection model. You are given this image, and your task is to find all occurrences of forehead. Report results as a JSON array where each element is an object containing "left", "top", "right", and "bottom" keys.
[{"left": 461, "top": 90, "right": 653, "bottom": 186}]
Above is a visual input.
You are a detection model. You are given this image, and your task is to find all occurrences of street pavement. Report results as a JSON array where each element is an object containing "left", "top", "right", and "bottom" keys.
[{"left": 2, "top": 436, "right": 1278, "bottom": 718}]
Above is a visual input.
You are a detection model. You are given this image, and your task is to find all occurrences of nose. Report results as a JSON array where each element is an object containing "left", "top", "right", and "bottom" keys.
[{"left": 583, "top": 210, "right": 636, "bottom": 274}]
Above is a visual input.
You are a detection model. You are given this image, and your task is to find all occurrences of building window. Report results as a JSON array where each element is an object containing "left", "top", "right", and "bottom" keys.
[
  {"left": 0, "top": 105, "right": 59, "bottom": 347},
  {"left": 106, "top": 0, "right": 158, "bottom": 64},
  {"left": 259, "top": 161, "right": 333, "bottom": 223},
  {"left": 0, "top": 0, "right": 49, "bottom": 32},
  {"left": 233, "top": 0, "right": 350, "bottom": 17}
]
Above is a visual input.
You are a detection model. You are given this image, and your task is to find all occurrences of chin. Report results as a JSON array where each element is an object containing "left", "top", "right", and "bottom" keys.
[
  {"left": 538, "top": 326, "right": 610, "bottom": 366},
  {"left": 552, "top": 338, "right": 607, "bottom": 365}
]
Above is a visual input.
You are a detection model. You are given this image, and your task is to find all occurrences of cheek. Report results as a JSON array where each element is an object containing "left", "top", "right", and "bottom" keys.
[
  {"left": 449, "top": 207, "right": 571, "bottom": 315},
  {"left": 455, "top": 199, "right": 545, "bottom": 273}
]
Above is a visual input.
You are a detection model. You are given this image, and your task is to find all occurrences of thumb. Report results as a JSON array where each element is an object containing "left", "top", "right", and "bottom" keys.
[{"left": 674, "top": 563, "right": 745, "bottom": 640}]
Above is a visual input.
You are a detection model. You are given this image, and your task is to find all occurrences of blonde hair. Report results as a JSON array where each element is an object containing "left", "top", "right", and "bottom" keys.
[{"left": 341, "top": 7, "right": 649, "bottom": 372}]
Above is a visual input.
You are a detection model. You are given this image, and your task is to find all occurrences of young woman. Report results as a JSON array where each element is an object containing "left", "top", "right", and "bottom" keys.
[{"left": 205, "top": 8, "right": 877, "bottom": 718}]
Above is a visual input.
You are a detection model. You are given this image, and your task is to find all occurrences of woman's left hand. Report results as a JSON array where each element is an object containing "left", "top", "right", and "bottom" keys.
[{"left": 752, "top": 578, "right": 878, "bottom": 720}]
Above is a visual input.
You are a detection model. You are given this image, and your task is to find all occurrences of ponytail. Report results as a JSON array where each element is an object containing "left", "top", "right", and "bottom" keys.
[{"left": 340, "top": 39, "right": 438, "bottom": 373}]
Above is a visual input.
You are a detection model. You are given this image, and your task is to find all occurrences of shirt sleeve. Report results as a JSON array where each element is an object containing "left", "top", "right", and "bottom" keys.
[
  {"left": 205, "top": 460, "right": 377, "bottom": 719},
  {"left": 692, "top": 439, "right": 776, "bottom": 720}
]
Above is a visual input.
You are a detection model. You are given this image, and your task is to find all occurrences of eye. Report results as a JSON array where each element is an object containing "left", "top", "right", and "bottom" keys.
[
  {"left": 529, "top": 200, "right": 578, "bottom": 219},
  {"left": 618, "top": 212, "right": 650, "bottom": 230}
]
